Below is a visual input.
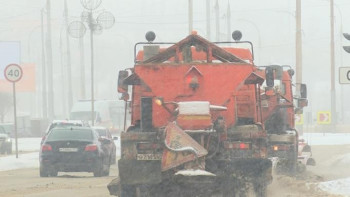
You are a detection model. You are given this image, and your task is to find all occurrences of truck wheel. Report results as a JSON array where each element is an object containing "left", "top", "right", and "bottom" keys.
[
  {"left": 253, "top": 182, "right": 267, "bottom": 197},
  {"left": 120, "top": 185, "right": 136, "bottom": 197}
]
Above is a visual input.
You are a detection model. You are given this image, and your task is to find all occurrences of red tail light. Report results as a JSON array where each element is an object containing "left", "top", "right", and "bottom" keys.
[
  {"left": 41, "top": 144, "right": 52, "bottom": 152},
  {"left": 85, "top": 144, "right": 98, "bottom": 152},
  {"left": 239, "top": 143, "right": 249, "bottom": 149}
]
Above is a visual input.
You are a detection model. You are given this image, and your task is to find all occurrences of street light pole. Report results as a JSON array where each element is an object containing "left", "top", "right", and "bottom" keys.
[
  {"left": 296, "top": 0, "right": 302, "bottom": 86},
  {"left": 46, "top": 0, "right": 55, "bottom": 120},
  {"left": 40, "top": 9, "right": 47, "bottom": 119},
  {"left": 206, "top": 0, "right": 211, "bottom": 40},
  {"left": 188, "top": 0, "right": 193, "bottom": 34},
  {"left": 330, "top": 0, "right": 336, "bottom": 129},
  {"left": 89, "top": 12, "right": 95, "bottom": 126}
]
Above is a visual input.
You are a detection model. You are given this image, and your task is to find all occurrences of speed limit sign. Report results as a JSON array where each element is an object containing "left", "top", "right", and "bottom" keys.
[
  {"left": 4, "top": 64, "right": 22, "bottom": 82},
  {"left": 3, "top": 63, "right": 22, "bottom": 159}
]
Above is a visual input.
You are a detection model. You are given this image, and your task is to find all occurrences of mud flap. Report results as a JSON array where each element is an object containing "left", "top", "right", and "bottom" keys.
[
  {"left": 118, "top": 160, "right": 162, "bottom": 185},
  {"left": 107, "top": 177, "right": 121, "bottom": 196}
]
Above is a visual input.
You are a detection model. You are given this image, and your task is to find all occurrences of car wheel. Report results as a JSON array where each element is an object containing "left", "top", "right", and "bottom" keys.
[
  {"left": 7, "top": 145, "right": 12, "bottom": 154},
  {"left": 93, "top": 160, "right": 104, "bottom": 177},
  {"left": 50, "top": 170, "right": 58, "bottom": 177},
  {"left": 40, "top": 167, "right": 49, "bottom": 177}
]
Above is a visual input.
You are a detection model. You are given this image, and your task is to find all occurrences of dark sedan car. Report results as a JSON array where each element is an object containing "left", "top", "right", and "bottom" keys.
[{"left": 39, "top": 127, "right": 111, "bottom": 177}]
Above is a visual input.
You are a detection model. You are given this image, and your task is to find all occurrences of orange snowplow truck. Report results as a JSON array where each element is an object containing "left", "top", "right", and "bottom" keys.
[
  {"left": 108, "top": 31, "right": 272, "bottom": 197},
  {"left": 257, "top": 65, "right": 309, "bottom": 175}
]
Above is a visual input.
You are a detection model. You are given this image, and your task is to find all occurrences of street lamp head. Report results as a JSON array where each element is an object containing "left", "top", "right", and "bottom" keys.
[
  {"left": 145, "top": 31, "right": 156, "bottom": 42},
  {"left": 232, "top": 30, "right": 242, "bottom": 41},
  {"left": 343, "top": 33, "right": 350, "bottom": 41},
  {"left": 81, "top": 0, "right": 102, "bottom": 10},
  {"left": 343, "top": 46, "right": 350, "bottom": 53}
]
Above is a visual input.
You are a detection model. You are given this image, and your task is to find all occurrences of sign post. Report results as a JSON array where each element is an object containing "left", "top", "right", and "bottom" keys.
[
  {"left": 4, "top": 64, "right": 23, "bottom": 158},
  {"left": 317, "top": 111, "right": 331, "bottom": 125},
  {"left": 339, "top": 67, "right": 350, "bottom": 84}
]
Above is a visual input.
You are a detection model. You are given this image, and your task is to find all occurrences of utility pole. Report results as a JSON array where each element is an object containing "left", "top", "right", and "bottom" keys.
[
  {"left": 330, "top": 0, "right": 337, "bottom": 129},
  {"left": 188, "top": 0, "right": 193, "bottom": 34},
  {"left": 64, "top": 0, "right": 73, "bottom": 113},
  {"left": 88, "top": 12, "right": 95, "bottom": 126},
  {"left": 79, "top": 36, "right": 86, "bottom": 99},
  {"left": 46, "top": 0, "right": 54, "bottom": 120},
  {"left": 295, "top": 0, "right": 303, "bottom": 134},
  {"left": 206, "top": 0, "right": 211, "bottom": 40},
  {"left": 40, "top": 9, "right": 47, "bottom": 119},
  {"left": 227, "top": 1, "right": 231, "bottom": 41},
  {"left": 215, "top": 0, "right": 220, "bottom": 41},
  {"left": 295, "top": 0, "right": 302, "bottom": 86}
]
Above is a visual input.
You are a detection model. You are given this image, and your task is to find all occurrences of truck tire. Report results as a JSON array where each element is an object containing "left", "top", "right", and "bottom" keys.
[
  {"left": 253, "top": 182, "right": 267, "bottom": 197},
  {"left": 120, "top": 185, "right": 136, "bottom": 197}
]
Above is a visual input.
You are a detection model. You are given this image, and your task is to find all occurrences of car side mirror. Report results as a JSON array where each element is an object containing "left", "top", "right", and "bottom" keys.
[{"left": 99, "top": 137, "right": 111, "bottom": 144}]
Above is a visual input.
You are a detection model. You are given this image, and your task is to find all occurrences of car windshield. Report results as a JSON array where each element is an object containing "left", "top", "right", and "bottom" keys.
[
  {"left": 95, "top": 129, "right": 106, "bottom": 137},
  {"left": 48, "top": 122, "right": 83, "bottom": 131},
  {"left": 46, "top": 128, "right": 93, "bottom": 141}
]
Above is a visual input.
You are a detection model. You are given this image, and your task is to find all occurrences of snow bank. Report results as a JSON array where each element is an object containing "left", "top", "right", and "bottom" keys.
[
  {"left": 12, "top": 137, "right": 42, "bottom": 152},
  {"left": 301, "top": 133, "right": 350, "bottom": 146},
  {"left": 318, "top": 178, "right": 350, "bottom": 196},
  {"left": 0, "top": 152, "right": 38, "bottom": 171}
]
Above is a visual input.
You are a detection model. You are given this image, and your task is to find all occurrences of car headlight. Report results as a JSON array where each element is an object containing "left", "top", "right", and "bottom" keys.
[{"left": 6, "top": 138, "right": 11, "bottom": 142}]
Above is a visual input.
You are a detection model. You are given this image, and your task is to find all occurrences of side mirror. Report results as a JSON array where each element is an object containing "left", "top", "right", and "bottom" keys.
[
  {"left": 118, "top": 70, "right": 129, "bottom": 93},
  {"left": 99, "top": 137, "right": 111, "bottom": 144},
  {"left": 296, "top": 83, "right": 307, "bottom": 99},
  {"left": 300, "top": 84, "right": 307, "bottom": 99},
  {"left": 265, "top": 67, "right": 274, "bottom": 87}
]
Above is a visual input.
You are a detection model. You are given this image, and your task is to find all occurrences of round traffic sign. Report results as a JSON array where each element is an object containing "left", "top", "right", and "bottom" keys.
[{"left": 4, "top": 64, "right": 23, "bottom": 83}]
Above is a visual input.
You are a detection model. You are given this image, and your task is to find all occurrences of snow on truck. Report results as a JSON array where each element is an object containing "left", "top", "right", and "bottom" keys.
[{"left": 108, "top": 31, "right": 275, "bottom": 196}]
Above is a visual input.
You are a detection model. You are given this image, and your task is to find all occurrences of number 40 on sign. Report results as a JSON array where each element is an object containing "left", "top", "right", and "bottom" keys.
[{"left": 4, "top": 64, "right": 23, "bottom": 83}]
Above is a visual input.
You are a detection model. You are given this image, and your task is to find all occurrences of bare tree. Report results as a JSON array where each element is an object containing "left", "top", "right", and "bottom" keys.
[{"left": 0, "top": 92, "right": 12, "bottom": 123}]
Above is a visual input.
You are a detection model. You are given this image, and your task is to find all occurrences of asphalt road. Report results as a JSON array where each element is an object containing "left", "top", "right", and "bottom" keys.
[{"left": 1, "top": 145, "right": 350, "bottom": 197}]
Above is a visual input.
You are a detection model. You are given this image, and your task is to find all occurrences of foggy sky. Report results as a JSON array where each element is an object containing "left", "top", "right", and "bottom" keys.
[{"left": 1, "top": 0, "right": 350, "bottom": 122}]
